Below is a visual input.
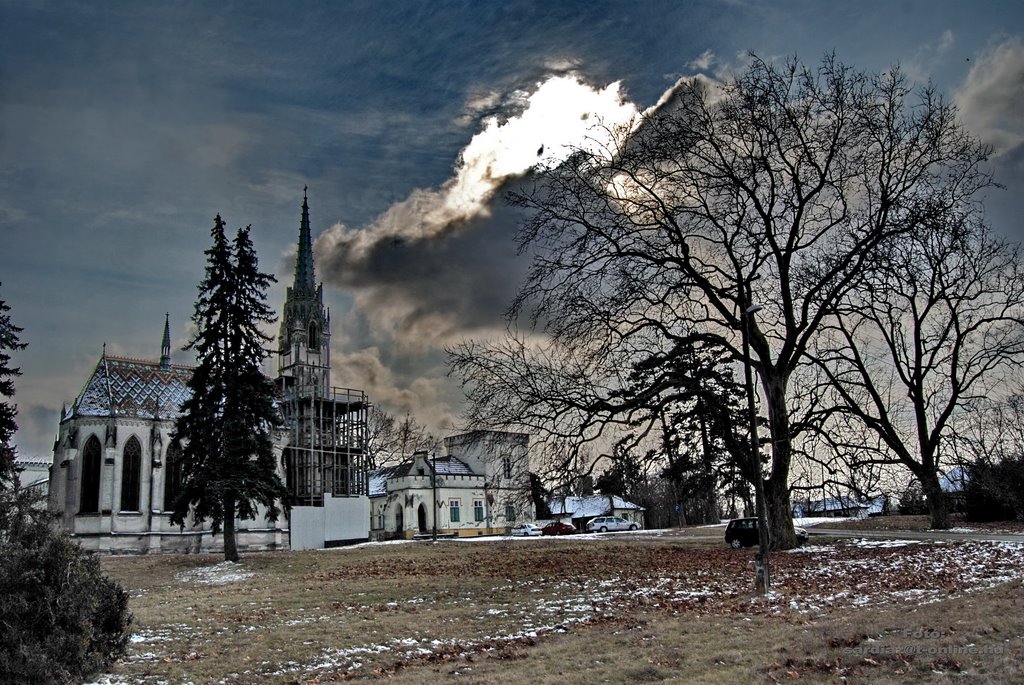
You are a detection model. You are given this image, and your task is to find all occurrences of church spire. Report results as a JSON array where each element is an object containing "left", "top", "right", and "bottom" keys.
[
  {"left": 159, "top": 313, "right": 171, "bottom": 370},
  {"left": 293, "top": 185, "right": 315, "bottom": 295}
]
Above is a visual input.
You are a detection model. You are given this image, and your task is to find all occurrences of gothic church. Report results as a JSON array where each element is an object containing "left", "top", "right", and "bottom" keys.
[{"left": 48, "top": 192, "right": 370, "bottom": 553}]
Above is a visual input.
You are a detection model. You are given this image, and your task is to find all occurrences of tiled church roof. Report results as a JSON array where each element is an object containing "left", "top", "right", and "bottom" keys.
[{"left": 72, "top": 355, "right": 193, "bottom": 419}]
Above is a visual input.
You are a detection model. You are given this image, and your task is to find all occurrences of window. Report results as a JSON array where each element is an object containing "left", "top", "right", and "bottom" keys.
[
  {"left": 308, "top": 321, "right": 319, "bottom": 349},
  {"left": 120, "top": 436, "right": 142, "bottom": 512},
  {"left": 449, "top": 499, "right": 461, "bottom": 523},
  {"left": 502, "top": 456, "right": 512, "bottom": 479},
  {"left": 79, "top": 435, "right": 102, "bottom": 513},
  {"left": 473, "top": 499, "right": 484, "bottom": 522},
  {"left": 505, "top": 504, "right": 516, "bottom": 523},
  {"left": 163, "top": 444, "right": 183, "bottom": 511}
]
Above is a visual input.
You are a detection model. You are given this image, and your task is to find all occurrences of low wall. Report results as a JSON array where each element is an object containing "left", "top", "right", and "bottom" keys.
[{"left": 291, "top": 495, "right": 370, "bottom": 550}]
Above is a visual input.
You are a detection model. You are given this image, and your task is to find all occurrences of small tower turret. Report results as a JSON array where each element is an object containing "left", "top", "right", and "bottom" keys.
[{"left": 159, "top": 313, "right": 172, "bottom": 370}]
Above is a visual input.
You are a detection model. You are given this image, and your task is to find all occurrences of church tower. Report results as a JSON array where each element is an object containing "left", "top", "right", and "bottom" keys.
[
  {"left": 275, "top": 187, "right": 369, "bottom": 521},
  {"left": 278, "top": 186, "right": 331, "bottom": 396}
]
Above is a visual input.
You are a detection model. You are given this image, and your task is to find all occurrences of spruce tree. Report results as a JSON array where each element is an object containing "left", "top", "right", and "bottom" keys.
[
  {"left": 172, "top": 217, "right": 287, "bottom": 562},
  {"left": 0, "top": 286, "right": 27, "bottom": 491},
  {"left": 219, "top": 226, "right": 287, "bottom": 561},
  {"left": 172, "top": 215, "right": 233, "bottom": 547}
]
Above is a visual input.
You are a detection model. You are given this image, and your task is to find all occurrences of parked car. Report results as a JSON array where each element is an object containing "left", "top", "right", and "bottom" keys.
[
  {"left": 725, "top": 517, "right": 808, "bottom": 548},
  {"left": 510, "top": 523, "right": 543, "bottom": 537},
  {"left": 541, "top": 521, "right": 576, "bottom": 536},
  {"left": 585, "top": 516, "right": 639, "bottom": 533}
]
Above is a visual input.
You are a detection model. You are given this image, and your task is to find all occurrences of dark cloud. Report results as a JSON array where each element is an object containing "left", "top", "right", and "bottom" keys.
[{"left": 4, "top": 0, "right": 1023, "bottom": 453}]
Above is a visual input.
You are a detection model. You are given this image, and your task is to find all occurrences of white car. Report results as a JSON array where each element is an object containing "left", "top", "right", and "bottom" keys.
[
  {"left": 586, "top": 516, "right": 639, "bottom": 533},
  {"left": 510, "top": 523, "right": 543, "bottom": 536}
]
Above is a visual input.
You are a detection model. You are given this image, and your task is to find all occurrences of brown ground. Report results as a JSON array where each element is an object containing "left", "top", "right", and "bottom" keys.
[
  {"left": 97, "top": 534, "right": 1024, "bottom": 684},
  {"left": 804, "top": 514, "right": 1024, "bottom": 533}
]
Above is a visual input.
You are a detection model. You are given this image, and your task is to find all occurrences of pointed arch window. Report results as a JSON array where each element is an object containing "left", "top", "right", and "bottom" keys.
[
  {"left": 308, "top": 321, "right": 319, "bottom": 350},
  {"left": 120, "top": 436, "right": 142, "bottom": 512},
  {"left": 163, "top": 444, "right": 183, "bottom": 512},
  {"left": 79, "top": 435, "right": 102, "bottom": 514}
]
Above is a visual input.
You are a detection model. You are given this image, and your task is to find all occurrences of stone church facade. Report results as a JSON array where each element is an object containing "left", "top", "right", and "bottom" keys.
[{"left": 48, "top": 191, "right": 370, "bottom": 553}]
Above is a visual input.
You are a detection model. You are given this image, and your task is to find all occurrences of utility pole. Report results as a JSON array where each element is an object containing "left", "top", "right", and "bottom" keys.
[
  {"left": 431, "top": 450, "right": 438, "bottom": 542},
  {"left": 742, "top": 301, "right": 771, "bottom": 595}
]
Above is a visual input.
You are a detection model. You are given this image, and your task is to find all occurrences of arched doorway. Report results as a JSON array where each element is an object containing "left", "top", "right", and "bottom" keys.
[
  {"left": 395, "top": 505, "right": 403, "bottom": 534},
  {"left": 418, "top": 503, "right": 427, "bottom": 533}
]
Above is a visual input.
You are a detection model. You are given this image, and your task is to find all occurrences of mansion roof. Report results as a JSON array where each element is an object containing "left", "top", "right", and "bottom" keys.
[
  {"left": 368, "top": 455, "right": 478, "bottom": 498},
  {"left": 70, "top": 355, "right": 192, "bottom": 420},
  {"left": 548, "top": 495, "right": 646, "bottom": 519}
]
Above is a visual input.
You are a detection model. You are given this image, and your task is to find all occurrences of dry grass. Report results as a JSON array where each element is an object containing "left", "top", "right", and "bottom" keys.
[
  {"left": 807, "top": 514, "right": 1024, "bottom": 533},
  {"left": 96, "top": 536, "right": 1024, "bottom": 684}
]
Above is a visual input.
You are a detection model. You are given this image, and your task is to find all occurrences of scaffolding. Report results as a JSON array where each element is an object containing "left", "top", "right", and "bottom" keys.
[{"left": 279, "top": 382, "right": 368, "bottom": 506}]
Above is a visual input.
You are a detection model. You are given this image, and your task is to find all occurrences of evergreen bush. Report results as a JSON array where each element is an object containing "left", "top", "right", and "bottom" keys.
[
  {"left": 0, "top": 489, "right": 132, "bottom": 685},
  {"left": 965, "top": 457, "right": 1024, "bottom": 522}
]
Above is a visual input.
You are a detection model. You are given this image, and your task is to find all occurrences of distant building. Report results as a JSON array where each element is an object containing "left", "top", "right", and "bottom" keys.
[
  {"left": 791, "top": 495, "right": 889, "bottom": 519},
  {"left": 48, "top": 191, "right": 369, "bottom": 553},
  {"left": 368, "top": 431, "right": 533, "bottom": 539},
  {"left": 14, "top": 456, "right": 51, "bottom": 496},
  {"left": 546, "top": 494, "right": 645, "bottom": 531}
]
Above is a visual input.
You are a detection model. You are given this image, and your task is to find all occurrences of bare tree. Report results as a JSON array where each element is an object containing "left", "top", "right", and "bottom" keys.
[
  {"left": 364, "top": 407, "right": 440, "bottom": 469},
  {"left": 450, "top": 54, "right": 990, "bottom": 548},
  {"left": 812, "top": 216, "right": 1024, "bottom": 528},
  {"left": 952, "top": 383, "right": 1024, "bottom": 468}
]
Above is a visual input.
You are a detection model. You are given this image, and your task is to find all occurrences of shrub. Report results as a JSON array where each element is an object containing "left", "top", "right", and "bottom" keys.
[
  {"left": 0, "top": 488, "right": 132, "bottom": 685},
  {"left": 896, "top": 483, "right": 928, "bottom": 515},
  {"left": 965, "top": 457, "right": 1024, "bottom": 522}
]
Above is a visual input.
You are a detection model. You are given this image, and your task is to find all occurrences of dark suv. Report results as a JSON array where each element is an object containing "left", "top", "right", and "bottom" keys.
[{"left": 724, "top": 517, "right": 808, "bottom": 548}]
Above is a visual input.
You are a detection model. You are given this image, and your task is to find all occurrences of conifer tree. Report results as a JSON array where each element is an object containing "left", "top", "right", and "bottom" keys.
[
  {"left": 219, "top": 226, "right": 287, "bottom": 561},
  {"left": 172, "top": 217, "right": 287, "bottom": 562},
  {"left": 0, "top": 286, "right": 27, "bottom": 491},
  {"left": 0, "top": 288, "right": 132, "bottom": 683}
]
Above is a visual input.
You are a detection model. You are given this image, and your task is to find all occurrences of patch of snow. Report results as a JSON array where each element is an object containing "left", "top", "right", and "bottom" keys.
[
  {"left": 846, "top": 538, "right": 921, "bottom": 548},
  {"left": 175, "top": 561, "right": 254, "bottom": 585},
  {"left": 792, "top": 516, "right": 856, "bottom": 526},
  {"left": 784, "top": 544, "right": 838, "bottom": 554},
  {"left": 319, "top": 538, "right": 416, "bottom": 551}
]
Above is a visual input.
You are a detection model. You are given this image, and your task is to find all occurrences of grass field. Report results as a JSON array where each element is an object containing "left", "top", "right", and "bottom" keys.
[
  {"left": 804, "top": 514, "right": 1024, "bottom": 534},
  {"left": 92, "top": 532, "right": 1024, "bottom": 684}
]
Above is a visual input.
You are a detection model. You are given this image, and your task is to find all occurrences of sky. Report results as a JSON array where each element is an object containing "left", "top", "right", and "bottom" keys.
[{"left": 3, "top": 0, "right": 1023, "bottom": 460}]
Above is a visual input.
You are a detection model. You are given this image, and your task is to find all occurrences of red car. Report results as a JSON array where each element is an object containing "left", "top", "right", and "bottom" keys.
[{"left": 541, "top": 521, "right": 576, "bottom": 536}]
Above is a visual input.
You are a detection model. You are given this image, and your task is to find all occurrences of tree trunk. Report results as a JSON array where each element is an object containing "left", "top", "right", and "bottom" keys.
[
  {"left": 223, "top": 493, "right": 239, "bottom": 562},
  {"left": 921, "top": 474, "right": 951, "bottom": 530},
  {"left": 765, "top": 475, "right": 795, "bottom": 549},
  {"left": 763, "top": 374, "right": 796, "bottom": 550}
]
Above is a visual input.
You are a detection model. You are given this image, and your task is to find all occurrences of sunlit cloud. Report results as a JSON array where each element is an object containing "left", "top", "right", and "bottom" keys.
[
  {"left": 315, "top": 75, "right": 642, "bottom": 271},
  {"left": 308, "top": 72, "right": 718, "bottom": 427},
  {"left": 688, "top": 49, "right": 716, "bottom": 71}
]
